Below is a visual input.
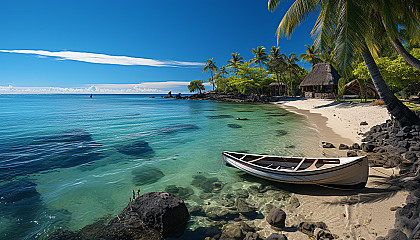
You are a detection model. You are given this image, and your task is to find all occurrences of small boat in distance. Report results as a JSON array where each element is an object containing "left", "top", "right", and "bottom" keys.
[{"left": 222, "top": 151, "right": 369, "bottom": 189}]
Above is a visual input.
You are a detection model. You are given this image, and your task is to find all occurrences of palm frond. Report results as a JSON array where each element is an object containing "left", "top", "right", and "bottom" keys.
[{"left": 276, "top": 0, "right": 320, "bottom": 44}]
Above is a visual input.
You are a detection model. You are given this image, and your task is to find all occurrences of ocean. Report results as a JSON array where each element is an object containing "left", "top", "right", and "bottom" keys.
[{"left": 0, "top": 94, "right": 321, "bottom": 239}]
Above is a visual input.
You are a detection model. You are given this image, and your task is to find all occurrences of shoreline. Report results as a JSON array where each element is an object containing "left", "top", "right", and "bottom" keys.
[{"left": 269, "top": 98, "right": 405, "bottom": 239}]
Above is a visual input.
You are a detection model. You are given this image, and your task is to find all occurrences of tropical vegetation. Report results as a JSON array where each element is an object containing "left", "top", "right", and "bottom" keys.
[
  {"left": 268, "top": 0, "right": 420, "bottom": 126},
  {"left": 188, "top": 80, "right": 206, "bottom": 94}
]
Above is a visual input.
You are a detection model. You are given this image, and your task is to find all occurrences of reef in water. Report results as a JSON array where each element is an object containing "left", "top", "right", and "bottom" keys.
[
  {"left": 0, "top": 129, "right": 103, "bottom": 181},
  {"left": 132, "top": 166, "right": 164, "bottom": 185},
  {"left": 116, "top": 140, "right": 155, "bottom": 158},
  {"left": 207, "top": 115, "right": 234, "bottom": 119},
  {"left": 227, "top": 124, "right": 242, "bottom": 129},
  {"left": 0, "top": 179, "right": 44, "bottom": 240}
]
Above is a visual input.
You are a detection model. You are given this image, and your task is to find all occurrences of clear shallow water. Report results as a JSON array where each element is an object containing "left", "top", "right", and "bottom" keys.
[{"left": 0, "top": 94, "right": 321, "bottom": 239}]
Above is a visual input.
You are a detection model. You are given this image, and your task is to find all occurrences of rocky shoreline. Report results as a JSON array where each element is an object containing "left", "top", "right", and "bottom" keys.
[{"left": 167, "top": 91, "right": 281, "bottom": 103}]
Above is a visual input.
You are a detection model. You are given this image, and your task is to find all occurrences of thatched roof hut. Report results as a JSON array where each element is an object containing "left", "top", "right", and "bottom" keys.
[
  {"left": 300, "top": 63, "right": 340, "bottom": 87},
  {"left": 300, "top": 63, "right": 340, "bottom": 99}
]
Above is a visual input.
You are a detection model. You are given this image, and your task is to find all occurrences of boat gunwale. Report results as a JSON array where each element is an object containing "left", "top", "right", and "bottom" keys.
[{"left": 222, "top": 151, "right": 367, "bottom": 176}]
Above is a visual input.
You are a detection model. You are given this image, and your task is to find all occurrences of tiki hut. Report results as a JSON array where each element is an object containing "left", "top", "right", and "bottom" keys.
[
  {"left": 263, "top": 82, "right": 286, "bottom": 96},
  {"left": 343, "top": 79, "right": 379, "bottom": 100},
  {"left": 300, "top": 63, "right": 340, "bottom": 99}
]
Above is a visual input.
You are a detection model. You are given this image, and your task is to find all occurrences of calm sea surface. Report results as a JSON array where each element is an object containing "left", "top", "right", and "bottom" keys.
[{"left": 0, "top": 94, "right": 321, "bottom": 239}]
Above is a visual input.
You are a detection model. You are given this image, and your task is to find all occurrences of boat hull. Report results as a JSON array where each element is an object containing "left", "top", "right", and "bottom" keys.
[{"left": 222, "top": 152, "right": 369, "bottom": 189}]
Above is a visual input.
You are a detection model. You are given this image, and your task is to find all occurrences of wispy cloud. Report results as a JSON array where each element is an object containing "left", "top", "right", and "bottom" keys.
[
  {"left": 0, "top": 81, "right": 210, "bottom": 94},
  {"left": 0, "top": 49, "right": 204, "bottom": 67}
]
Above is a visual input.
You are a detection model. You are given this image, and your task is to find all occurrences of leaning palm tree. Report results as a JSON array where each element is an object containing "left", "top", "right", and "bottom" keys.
[
  {"left": 251, "top": 46, "right": 269, "bottom": 68},
  {"left": 282, "top": 53, "right": 300, "bottom": 96},
  {"left": 227, "top": 53, "right": 244, "bottom": 77},
  {"left": 299, "top": 44, "right": 321, "bottom": 68},
  {"left": 218, "top": 66, "right": 229, "bottom": 79},
  {"left": 268, "top": 0, "right": 420, "bottom": 126},
  {"left": 267, "top": 46, "right": 286, "bottom": 95},
  {"left": 202, "top": 58, "right": 218, "bottom": 91}
]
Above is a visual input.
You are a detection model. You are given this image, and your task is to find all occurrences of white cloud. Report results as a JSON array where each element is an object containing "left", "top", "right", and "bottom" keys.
[
  {"left": 0, "top": 81, "right": 206, "bottom": 94},
  {"left": 0, "top": 49, "right": 204, "bottom": 67}
]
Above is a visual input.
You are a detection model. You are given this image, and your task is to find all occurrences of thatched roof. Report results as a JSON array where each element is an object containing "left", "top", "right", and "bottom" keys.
[{"left": 300, "top": 63, "right": 340, "bottom": 87}]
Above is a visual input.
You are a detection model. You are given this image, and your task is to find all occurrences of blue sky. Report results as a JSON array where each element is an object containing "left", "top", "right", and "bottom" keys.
[{"left": 0, "top": 0, "right": 318, "bottom": 94}]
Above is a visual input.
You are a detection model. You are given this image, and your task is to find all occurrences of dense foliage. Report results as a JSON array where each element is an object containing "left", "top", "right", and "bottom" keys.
[
  {"left": 353, "top": 48, "right": 420, "bottom": 94},
  {"left": 188, "top": 80, "right": 206, "bottom": 94}
]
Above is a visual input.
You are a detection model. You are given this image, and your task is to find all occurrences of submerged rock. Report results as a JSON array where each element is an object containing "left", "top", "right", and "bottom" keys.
[
  {"left": 207, "top": 115, "right": 235, "bottom": 119},
  {"left": 157, "top": 124, "right": 199, "bottom": 135},
  {"left": 116, "top": 140, "right": 154, "bottom": 158},
  {"left": 322, "top": 142, "right": 335, "bottom": 148},
  {"left": 265, "top": 233, "right": 288, "bottom": 240},
  {"left": 276, "top": 130, "right": 288, "bottom": 136},
  {"left": 191, "top": 175, "right": 223, "bottom": 193},
  {"left": 227, "top": 124, "right": 242, "bottom": 128},
  {"left": 132, "top": 166, "right": 164, "bottom": 185},
  {"left": 165, "top": 185, "right": 194, "bottom": 199}
]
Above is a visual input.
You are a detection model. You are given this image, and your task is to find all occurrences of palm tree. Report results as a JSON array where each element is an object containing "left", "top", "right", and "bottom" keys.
[
  {"left": 218, "top": 66, "right": 229, "bottom": 78},
  {"left": 268, "top": 0, "right": 420, "bottom": 126},
  {"left": 202, "top": 58, "right": 218, "bottom": 91},
  {"left": 282, "top": 53, "right": 300, "bottom": 96},
  {"left": 267, "top": 46, "right": 286, "bottom": 95},
  {"left": 251, "top": 46, "right": 269, "bottom": 68},
  {"left": 299, "top": 44, "right": 321, "bottom": 68},
  {"left": 227, "top": 53, "right": 244, "bottom": 77}
]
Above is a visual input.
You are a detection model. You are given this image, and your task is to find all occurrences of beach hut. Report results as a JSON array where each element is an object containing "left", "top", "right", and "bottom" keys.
[
  {"left": 263, "top": 82, "right": 286, "bottom": 96},
  {"left": 300, "top": 63, "right": 340, "bottom": 99},
  {"left": 343, "top": 79, "right": 379, "bottom": 100}
]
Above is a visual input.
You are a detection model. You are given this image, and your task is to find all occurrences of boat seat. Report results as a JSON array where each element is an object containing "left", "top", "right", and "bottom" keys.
[
  {"left": 305, "top": 159, "right": 319, "bottom": 170},
  {"left": 248, "top": 156, "right": 267, "bottom": 163},
  {"left": 293, "top": 158, "right": 306, "bottom": 171}
]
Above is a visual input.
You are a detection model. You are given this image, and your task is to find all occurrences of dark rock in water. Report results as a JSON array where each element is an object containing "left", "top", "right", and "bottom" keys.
[
  {"left": 164, "top": 185, "right": 194, "bottom": 199},
  {"left": 205, "top": 206, "right": 239, "bottom": 221},
  {"left": 164, "top": 91, "right": 173, "bottom": 98},
  {"left": 235, "top": 198, "right": 255, "bottom": 213},
  {"left": 116, "top": 140, "right": 154, "bottom": 158},
  {"left": 339, "top": 144, "right": 349, "bottom": 150},
  {"left": 266, "top": 207, "right": 286, "bottom": 228},
  {"left": 175, "top": 93, "right": 182, "bottom": 99},
  {"left": 322, "top": 142, "right": 335, "bottom": 148},
  {"left": 285, "top": 145, "right": 295, "bottom": 149},
  {"left": 360, "top": 121, "right": 368, "bottom": 125},
  {"left": 189, "top": 205, "right": 205, "bottom": 216},
  {"left": 268, "top": 113, "right": 288, "bottom": 117},
  {"left": 276, "top": 130, "right": 288, "bottom": 136},
  {"left": 351, "top": 143, "right": 361, "bottom": 150},
  {"left": 237, "top": 110, "right": 254, "bottom": 112},
  {"left": 265, "top": 233, "right": 288, "bottom": 240},
  {"left": 0, "top": 129, "right": 103, "bottom": 181},
  {"left": 236, "top": 117, "right": 248, "bottom": 120},
  {"left": 191, "top": 175, "right": 223, "bottom": 193},
  {"left": 219, "top": 222, "right": 254, "bottom": 240},
  {"left": 110, "top": 192, "right": 189, "bottom": 239},
  {"left": 227, "top": 124, "right": 242, "bottom": 129},
  {"left": 0, "top": 179, "right": 44, "bottom": 240},
  {"left": 207, "top": 115, "right": 234, "bottom": 119},
  {"left": 132, "top": 166, "right": 164, "bottom": 185},
  {"left": 157, "top": 124, "right": 199, "bottom": 135},
  {"left": 288, "top": 196, "right": 300, "bottom": 208},
  {"left": 347, "top": 150, "right": 358, "bottom": 157}
]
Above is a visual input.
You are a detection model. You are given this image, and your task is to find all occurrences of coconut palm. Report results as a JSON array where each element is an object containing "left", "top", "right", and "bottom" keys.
[
  {"left": 267, "top": 46, "right": 286, "bottom": 95},
  {"left": 299, "top": 44, "right": 321, "bottom": 68},
  {"left": 268, "top": 0, "right": 420, "bottom": 126},
  {"left": 202, "top": 58, "right": 218, "bottom": 91},
  {"left": 251, "top": 46, "right": 269, "bottom": 68},
  {"left": 227, "top": 53, "right": 244, "bottom": 77},
  {"left": 282, "top": 53, "right": 300, "bottom": 96},
  {"left": 218, "top": 66, "right": 229, "bottom": 78}
]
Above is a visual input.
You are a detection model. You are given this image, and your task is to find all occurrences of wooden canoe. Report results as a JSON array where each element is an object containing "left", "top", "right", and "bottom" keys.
[{"left": 222, "top": 151, "right": 369, "bottom": 189}]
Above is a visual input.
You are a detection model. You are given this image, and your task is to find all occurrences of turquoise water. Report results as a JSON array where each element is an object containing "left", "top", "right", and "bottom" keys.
[{"left": 0, "top": 94, "right": 320, "bottom": 239}]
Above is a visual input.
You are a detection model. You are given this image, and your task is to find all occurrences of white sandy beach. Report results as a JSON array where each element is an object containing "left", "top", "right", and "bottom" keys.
[{"left": 256, "top": 98, "right": 407, "bottom": 239}]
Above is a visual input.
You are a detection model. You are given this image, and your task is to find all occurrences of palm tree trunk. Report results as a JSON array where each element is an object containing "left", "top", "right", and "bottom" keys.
[
  {"left": 289, "top": 71, "right": 293, "bottom": 97},
  {"left": 362, "top": 48, "right": 420, "bottom": 126},
  {"left": 276, "top": 72, "right": 281, "bottom": 96},
  {"left": 390, "top": 37, "right": 420, "bottom": 71}
]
